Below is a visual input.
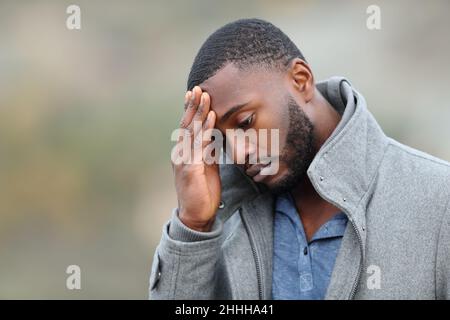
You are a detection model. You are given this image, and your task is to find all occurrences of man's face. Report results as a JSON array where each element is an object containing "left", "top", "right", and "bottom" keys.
[{"left": 199, "top": 63, "right": 316, "bottom": 194}]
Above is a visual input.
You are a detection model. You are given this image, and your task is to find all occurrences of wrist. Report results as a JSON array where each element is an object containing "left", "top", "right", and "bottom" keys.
[{"left": 178, "top": 209, "right": 215, "bottom": 232}]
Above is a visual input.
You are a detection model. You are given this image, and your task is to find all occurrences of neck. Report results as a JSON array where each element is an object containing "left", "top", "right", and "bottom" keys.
[
  {"left": 310, "top": 89, "right": 341, "bottom": 150},
  {"left": 290, "top": 89, "right": 342, "bottom": 242}
]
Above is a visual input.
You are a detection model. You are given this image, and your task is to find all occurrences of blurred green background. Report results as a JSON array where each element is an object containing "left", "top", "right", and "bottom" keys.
[{"left": 0, "top": 0, "right": 449, "bottom": 299}]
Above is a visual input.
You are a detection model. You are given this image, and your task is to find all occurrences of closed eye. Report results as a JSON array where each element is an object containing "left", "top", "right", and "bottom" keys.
[{"left": 237, "top": 114, "right": 254, "bottom": 129}]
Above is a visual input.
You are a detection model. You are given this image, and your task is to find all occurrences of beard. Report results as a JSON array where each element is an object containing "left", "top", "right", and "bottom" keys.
[{"left": 267, "top": 96, "right": 315, "bottom": 195}]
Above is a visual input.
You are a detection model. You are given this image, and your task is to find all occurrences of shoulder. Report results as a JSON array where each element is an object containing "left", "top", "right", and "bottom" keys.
[
  {"left": 383, "top": 137, "right": 450, "bottom": 210},
  {"left": 386, "top": 138, "right": 450, "bottom": 179}
]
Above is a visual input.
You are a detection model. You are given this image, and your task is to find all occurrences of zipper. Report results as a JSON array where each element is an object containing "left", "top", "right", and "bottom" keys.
[
  {"left": 239, "top": 207, "right": 264, "bottom": 300},
  {"left": 308, "top": 178, "right": 364, "bottom": 299},
  {"left": 348, "top": 217, "right": 364, "bottom": 299},
  {"left": 239, "top": 172, "right": 364, "bottom": 299}
]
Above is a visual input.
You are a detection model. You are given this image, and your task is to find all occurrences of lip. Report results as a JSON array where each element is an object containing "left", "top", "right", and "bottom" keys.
[
  {"left": 253, "top": 170, "right": 269, "bottom": 183},
  {"left": 245, "top": 162, "right": 271, "bottom": 178}
]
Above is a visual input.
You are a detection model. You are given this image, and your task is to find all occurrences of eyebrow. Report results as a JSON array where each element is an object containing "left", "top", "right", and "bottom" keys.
[{"left": 218, "top": 102, "right": 251, "bottom": 124}]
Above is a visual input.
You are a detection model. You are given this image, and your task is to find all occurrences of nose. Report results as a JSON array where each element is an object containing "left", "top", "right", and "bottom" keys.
[{"left": 225, "top": 135, "right": 258, "bottom": 166}]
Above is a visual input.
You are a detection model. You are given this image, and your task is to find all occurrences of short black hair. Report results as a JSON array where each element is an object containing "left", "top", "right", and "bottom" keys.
[{"left": 187, "top": 18, "right": 306, "bottom": 90}]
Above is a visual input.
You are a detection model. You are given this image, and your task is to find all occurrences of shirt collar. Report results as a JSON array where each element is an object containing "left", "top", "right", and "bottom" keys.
[{"left": 275, "top": 192, "right": 348, "bottom": 242}]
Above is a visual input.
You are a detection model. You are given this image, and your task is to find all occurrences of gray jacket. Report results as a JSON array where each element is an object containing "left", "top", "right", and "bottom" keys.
[{"left": 149, "top": 77, "right": 450, "bottom": 300}]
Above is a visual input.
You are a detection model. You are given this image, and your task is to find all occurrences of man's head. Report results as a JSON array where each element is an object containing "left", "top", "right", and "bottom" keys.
[{"left": 187, "top": 18, "right": 321, "bottom": 194}]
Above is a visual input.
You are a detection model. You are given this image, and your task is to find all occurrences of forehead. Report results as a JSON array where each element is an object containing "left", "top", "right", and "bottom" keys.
[{"left": 199, "top": 63, "right": 282, "bottom": 115}]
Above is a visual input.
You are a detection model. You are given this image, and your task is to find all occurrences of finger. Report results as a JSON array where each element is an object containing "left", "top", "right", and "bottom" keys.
[
  {"left": 183, "top": 91, "right": 191, "bottom": 111},
  {"left": 191, "top": 86, "right": 202, "bottom": 108},
  {"left": 201, "top": 111, "right": 218, "bottom": 165},
  {"left": 191, "top": 93, "right": 207, "bottom": 145},
  {"left": 178, "top": 87, "right": 202, "bottom": 144},
  {"left": 202, "top": 110, "right": 216, "bottom": 148},
  {"left": 181, "top": 88, "right": 208, "bottom": 163},
  {"left": 179, "top": 91, "right": 196, "bottom": 129},
  {"left": 180, "top": 86, "right": 201, "bottom": 126},
  {"left": 192, "top": 92, "right": 210, "bottom": 126}
]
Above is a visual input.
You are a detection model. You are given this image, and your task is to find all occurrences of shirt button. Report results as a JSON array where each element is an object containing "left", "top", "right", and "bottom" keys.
[{"left": 303, "top": 247, "right": 308, "bottom": 255}]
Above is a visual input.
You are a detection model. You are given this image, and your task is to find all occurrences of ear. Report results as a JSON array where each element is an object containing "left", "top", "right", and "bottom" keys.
[{"left": 289, "top": 58, "right": 315, "bottom": 103}]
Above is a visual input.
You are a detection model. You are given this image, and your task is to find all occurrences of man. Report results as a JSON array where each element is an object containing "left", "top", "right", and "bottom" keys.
[{"left": 149, "top": 19, "right": 450, "bottom": 299}]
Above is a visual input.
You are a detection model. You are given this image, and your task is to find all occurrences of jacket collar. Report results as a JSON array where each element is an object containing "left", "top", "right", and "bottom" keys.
[{"left": 308, "top": 77, "right": 389, "bottom": 237}]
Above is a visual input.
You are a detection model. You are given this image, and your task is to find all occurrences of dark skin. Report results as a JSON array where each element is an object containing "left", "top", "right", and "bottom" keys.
[{"left": 174, "top": 58, "right": 341, "bottom": 241}]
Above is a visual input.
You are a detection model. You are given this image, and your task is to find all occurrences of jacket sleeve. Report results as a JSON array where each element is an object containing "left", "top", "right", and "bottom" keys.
[
  {"left": 436, "top": 199, "right": 450, "bottom": 299},
  {"left": 149, "top": 208, "right": 223, "bottom": 299}
]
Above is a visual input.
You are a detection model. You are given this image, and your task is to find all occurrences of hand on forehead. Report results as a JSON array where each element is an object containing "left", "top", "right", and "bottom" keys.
[{"left": 197, "top": 63, "right": 278, "bottom": 123}]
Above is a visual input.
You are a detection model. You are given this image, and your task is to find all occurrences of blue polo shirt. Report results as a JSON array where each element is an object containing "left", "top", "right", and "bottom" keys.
[{"left": 272, "top": 192, "right": 348, "bottom": 300}]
